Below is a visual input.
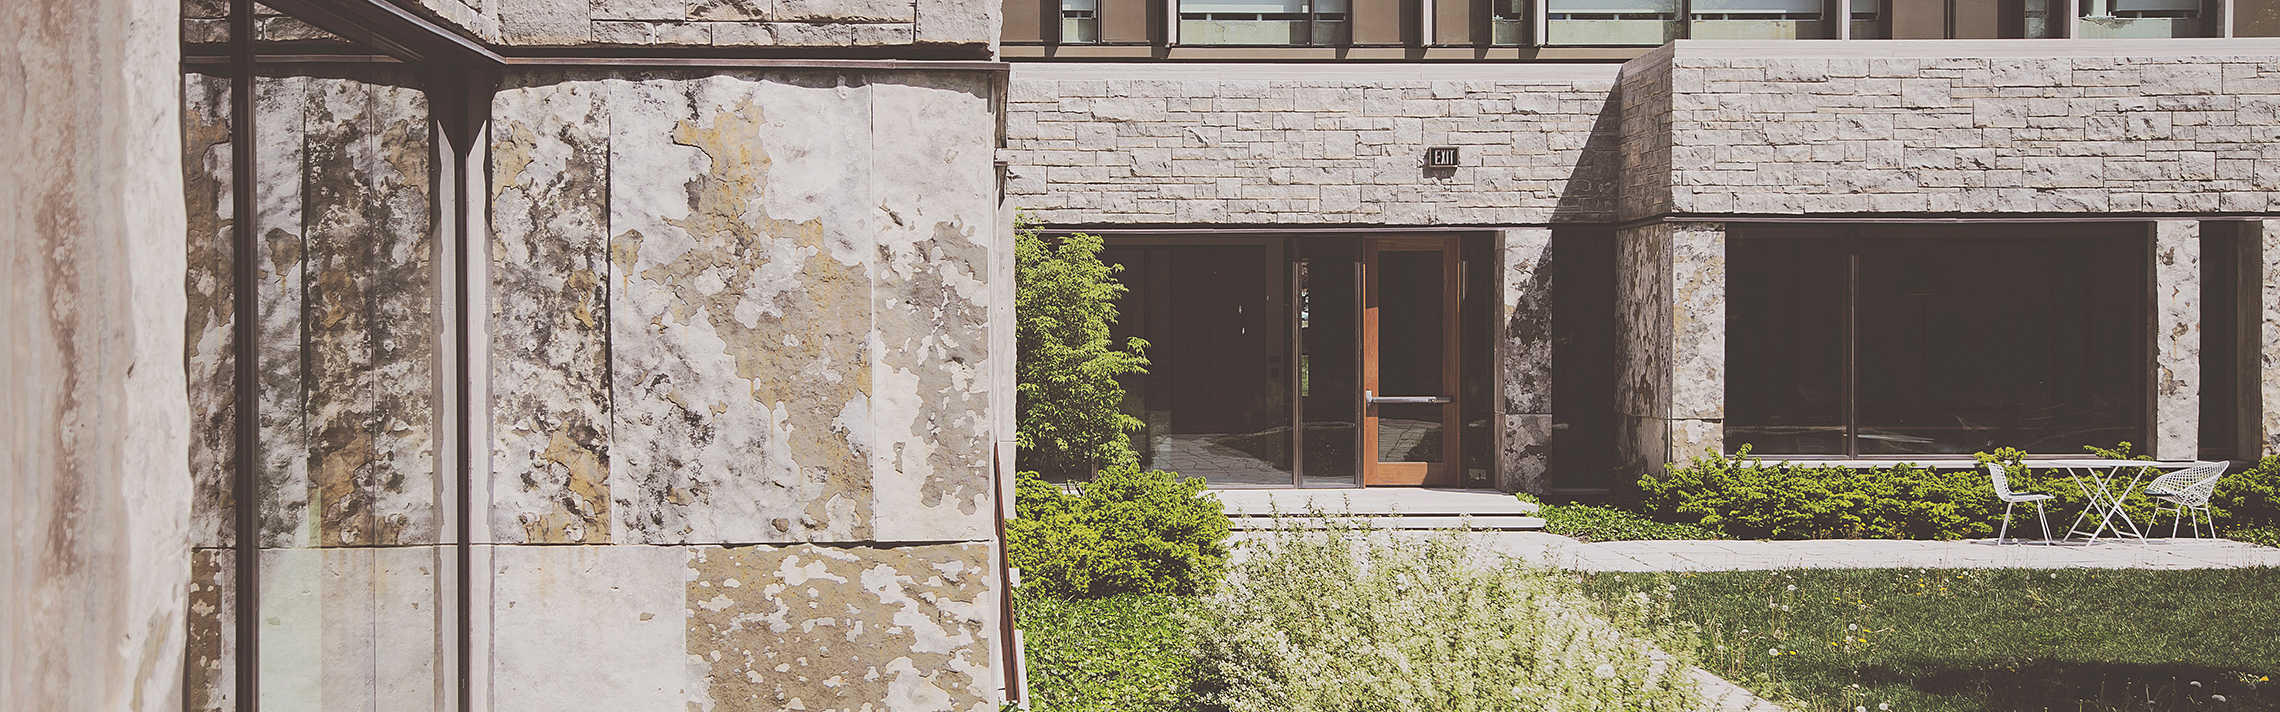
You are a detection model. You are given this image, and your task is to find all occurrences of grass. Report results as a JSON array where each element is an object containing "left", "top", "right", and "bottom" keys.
[
  {"left": 1579, "top": 568, "right": 2280, "bottom": 712},
  {"left": 1014, "top": 590, "right": 1201, "bottom": 712}
]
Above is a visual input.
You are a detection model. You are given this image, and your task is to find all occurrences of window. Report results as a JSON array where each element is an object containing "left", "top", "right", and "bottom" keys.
[
  {"left": 1178, "top": 0, "right": 1347, "bottom": 45},
  {"left": 1491, "top": 0, "right": 1529, "bottom": 44},
  {"left": 2077, "top": 0, "right": 2204, "bottom": 37},
  {"left": 1061, "top": 0, "right": 1100, "bottom": 42},
  {"left": 1545, "top": 0, "right": 1683, "bottom": 45},
  {"left": 1726, "top": 224, "right": 2148, "bottom": 456},
  {"left": 1689, "top": 0, "right": 1828, "bottom": 39},
  {"left": 1845, "top": 0, "right": 1880, "bottom": 38}
]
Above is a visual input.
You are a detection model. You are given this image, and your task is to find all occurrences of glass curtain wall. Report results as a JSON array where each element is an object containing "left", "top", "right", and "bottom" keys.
[
  {"left": 1094, "top": 235, "right": 1487, "bottom": 487},
  {"left": 1727, "top": 224, "right": 2148, "bottom": 456},
  {"left": 182, "top": 3, "right": 453, "bottom": 709}
]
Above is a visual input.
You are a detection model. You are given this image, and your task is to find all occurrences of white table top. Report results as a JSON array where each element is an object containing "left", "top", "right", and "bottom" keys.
[{"left": 1756, "top": 458, "right": 2214, "bottom": 469}]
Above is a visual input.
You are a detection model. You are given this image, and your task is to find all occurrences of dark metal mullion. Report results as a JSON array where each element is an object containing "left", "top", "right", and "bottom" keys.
[
  {"left": 228, "top": 0, "right": 261, "bottom": 710},
  {"left": 1844, "top": 236, "right": 1861, "bottom": 457},
  {"left": 1291, "top": 260, "right": 1305, "bottom": 487}
]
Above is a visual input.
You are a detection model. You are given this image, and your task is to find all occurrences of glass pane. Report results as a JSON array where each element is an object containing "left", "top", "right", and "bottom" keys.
[
  {"left": 1725, "top": 234, "right": 1847, "bottom": 455},
  {"left": 1547, "top": 0, "right": 1682, "bottom": 45},
  {"left": 181, "top": 10, "right": 239, "bottom": 709},
  {"left": 1299, "top": 258, "right": 1359, "bottom": 486},
  {"left": 2240, "top": 0, "right": 2280, "bottom": 35},
  {"left": 1375, "top": 250, "right": 1445, "bottom": 464},
  {"left": 1854, "top": 226, "right": 2144, "bottom": 455},
  {"left": 2077, "top": 0, "right": 2201, "bottom": 36},
  {"left": 1377, "top": 403, "right": 1445, "bottom": 462},
  {"left": 1110, "top": 244, "right": 1297, "bottom": 486}
]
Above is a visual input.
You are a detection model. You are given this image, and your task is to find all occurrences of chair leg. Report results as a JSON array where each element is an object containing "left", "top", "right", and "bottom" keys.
[
  {"left": 2036, "top": 502, "right": 2052, "bottom": 544},
  {"left": 1999, "top": 501, "right": 2015, "bottom": 544}
]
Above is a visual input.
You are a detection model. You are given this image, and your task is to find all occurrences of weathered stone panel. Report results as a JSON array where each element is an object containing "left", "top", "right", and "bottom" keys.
[
  {"left": 686, "top": 543, "right": 997, "bottom": 711},
  {"left": 606, "top": 73, "right": 877, "bottom": 545},
  {"left": 491, "top": 74, "right": 615, "bottom": 544},
  {"left": 491, "top": 70, "right": 999, "bottom": 546},
  {"left": 1004, "top": 63, "right": 1624, "bottom": 226},
  {"left": 491, "top": 0, "right": 988, "bottom": 49},
  {"left": 2151, "top": 220, "right": 2201, "bottom": 460},
  {"left": 868, "top": 74, "right": 997, "bottom": 541},
  {"left": 1615, "top": 221, "right": 1724, "bottom": 476},
  {"left": 1497, "top": 228, "right": 1552, "bottom": 492}
]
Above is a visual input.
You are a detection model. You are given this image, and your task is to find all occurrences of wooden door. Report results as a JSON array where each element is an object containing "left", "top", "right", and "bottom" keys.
[{"left": 1360, "top": 237, "right": 1461, "bottom": 487}]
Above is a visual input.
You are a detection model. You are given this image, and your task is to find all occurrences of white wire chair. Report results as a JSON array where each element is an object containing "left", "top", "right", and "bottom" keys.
[
  {"left": 1986, "top": 462, "right": 2056, "bottom": 544},
  {"left": 2143, "top": 461, "right": 2227, "bottom": 538}
]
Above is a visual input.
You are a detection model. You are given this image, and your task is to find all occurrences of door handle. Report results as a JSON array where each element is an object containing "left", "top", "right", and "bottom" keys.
[{"left": 1365, "top": 390, "right": 1450, "bottom": 405}]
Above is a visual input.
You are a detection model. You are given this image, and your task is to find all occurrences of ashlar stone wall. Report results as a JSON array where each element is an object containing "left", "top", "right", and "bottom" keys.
[
  {"left": 1654, "top": 40, "right": 2280, "bottom": 216},
  {"left": 486, "top": 67, "right": 1004, "bottom": 711},
  {"left": 1004, "top": 63, "right": 1624, "bottom": 226}
]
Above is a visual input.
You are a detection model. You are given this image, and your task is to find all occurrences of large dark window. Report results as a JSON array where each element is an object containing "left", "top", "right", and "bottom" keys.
[{"left": 1728, "top": 224, "right": 2148, "bottom": 456}]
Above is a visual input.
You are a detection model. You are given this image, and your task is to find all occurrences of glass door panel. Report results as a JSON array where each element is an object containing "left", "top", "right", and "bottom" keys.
[
  {"left": 1296, "top": 257, "right": 1359, "bottom": 487},
  {"left": 1362, "top": 239, "right": 1460, "bottom": 486}
]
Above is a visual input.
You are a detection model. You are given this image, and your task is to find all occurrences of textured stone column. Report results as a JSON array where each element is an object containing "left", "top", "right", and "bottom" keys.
[
  {"left": 1497, "top": 228, "right": 1554, "bottom": 493},
  {"left": 1615, "top": 221, "right": 1725, "bottom": 479},
  {"left": 2, "top": 0, "right": 190, "bottom": 708},
  {"left": 2150, "top": 220, "right": 2202, "bottom": 460}
]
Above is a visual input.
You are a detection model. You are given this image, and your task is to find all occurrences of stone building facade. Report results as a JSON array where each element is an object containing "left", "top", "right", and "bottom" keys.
[{"left": 1005, "top": 39, "right": 2280, "bottom": 493}]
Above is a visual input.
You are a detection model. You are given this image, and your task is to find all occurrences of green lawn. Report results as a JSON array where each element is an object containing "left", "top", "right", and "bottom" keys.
[
  {"left": 1015, "top": 591, "right": 1202, "bottom": 712},
  {"left": 1580, "top": 568, "right": 2280, "bottom": 712}
]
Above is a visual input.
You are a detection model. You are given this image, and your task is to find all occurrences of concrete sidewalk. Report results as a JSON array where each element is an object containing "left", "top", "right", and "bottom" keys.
[{"left": 1472, "top": 534, "right": 2280, "bottom": 572}]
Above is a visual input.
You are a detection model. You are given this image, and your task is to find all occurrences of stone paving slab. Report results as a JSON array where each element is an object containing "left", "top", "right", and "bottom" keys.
[{"left": 1479, "top": 535, "right": 2280, "bottom": 572}]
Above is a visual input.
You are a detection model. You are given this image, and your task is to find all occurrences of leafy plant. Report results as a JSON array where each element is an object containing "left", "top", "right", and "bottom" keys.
[
  {"left": 1016, "top": 590, "right": 1202, "bottom": 712},
  {"left": 1520, "top": 493, "right": 1723, "bottom": 542},
  {"left": 1640, "top": 446, "right": 2006, "bottom": 540},
  {"left": 2213, "top": 455, "right": 2280, "bottom": 539},
  {"left": 1016, "top": 218, "right": 1149, "bottom": 476},
  {"left": 1007, "top": 467, "right": 1230, "bottom": 598},
  {"left": 1186, "top": 517, "right": 1703, "bottom": 712}
]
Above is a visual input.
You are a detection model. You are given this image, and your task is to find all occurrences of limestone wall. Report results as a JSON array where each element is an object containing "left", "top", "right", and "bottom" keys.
[
  {"left": 1004, "top": 63, "right": 1624, "bottom": 226},
  {"left": 485, "top": 68, "right": 1004, "bottom": 710},
  {"left": 1657, "top": 40, "right": 2280, "bottom": 216},
  {"left": 3, "top": 0, "right": 190, "bottom": 709},
  {"left": 491, "top": 0, "right": 996, "bottom": 49}
]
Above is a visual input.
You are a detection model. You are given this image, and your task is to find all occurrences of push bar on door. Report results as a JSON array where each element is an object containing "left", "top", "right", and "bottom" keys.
[{"left": 1365, "top": 390, "right": 1451, "bottom": 405}]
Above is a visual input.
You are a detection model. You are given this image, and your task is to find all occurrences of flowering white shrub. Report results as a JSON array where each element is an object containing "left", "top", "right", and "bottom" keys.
[{"left": 1187, "top": 518, "right": 1704, "bottom": 712}]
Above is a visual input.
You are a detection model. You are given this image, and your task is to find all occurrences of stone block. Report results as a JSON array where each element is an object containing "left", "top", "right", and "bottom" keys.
[{"left": 498, "top": 0, "right": 592, "bottom": 43}]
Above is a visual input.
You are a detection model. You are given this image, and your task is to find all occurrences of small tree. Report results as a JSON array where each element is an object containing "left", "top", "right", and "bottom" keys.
[{"left": 1016, "top": 218, "right": 1149, "bottom": 476}]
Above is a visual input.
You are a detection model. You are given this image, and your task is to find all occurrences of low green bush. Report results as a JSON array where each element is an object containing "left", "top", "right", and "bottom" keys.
[
  {"left": 1007, "top": 467, "right": 1231, "bottom": 598},
  {"left": 1186, "top": 519, "right": 1703, "bottom": 712},
  {"left": 1519, "top": 493, "right": 1722, "bottom": 542},
  {"left": 1639, "top": 445, "right": 2005, "bottom": 540},
  {"left": 1016, "top": 590, "right": 1201, "bottom": 712},
  {"left": 1639, "top": 442, "right": 2271, "bottom": 541},
  {"left": 2213, "top": 455, "right": 2280, "bottom": 536}
]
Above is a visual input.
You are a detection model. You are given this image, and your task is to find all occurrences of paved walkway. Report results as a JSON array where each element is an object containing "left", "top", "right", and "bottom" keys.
[{"left": 1474, "top": 534, "right": 2280, "bottom": 572}]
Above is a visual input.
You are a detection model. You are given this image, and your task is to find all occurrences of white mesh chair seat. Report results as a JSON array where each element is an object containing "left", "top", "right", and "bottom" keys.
[
  {"left": 2143, "top": 461, "right": 2226, "bottom": 538},
  {"left": 1985, "top": 462, "right": 2055, "bottom": 544}
]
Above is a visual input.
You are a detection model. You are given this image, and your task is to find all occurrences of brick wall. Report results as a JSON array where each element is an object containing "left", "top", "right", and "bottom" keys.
[
  {"left": 1660, "top": 41, "right": 2280, "bottom": 215},
  {"left": 1003, "top": 64, "right": 1624, "bottom": 226}
]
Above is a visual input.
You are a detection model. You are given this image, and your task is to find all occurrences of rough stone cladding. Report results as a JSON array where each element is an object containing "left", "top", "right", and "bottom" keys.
[
  {"left": 1003, "top": 64, "right": 1624, "bottom": 226},
  {"left": 1657, "top": 41, "right": 2280, "bottom": 215},
  {"left": 1614, "top": 221, "right": 1724, "bottom": 476},
  {"left": 486, "top": 68, "right": 1003, "bottom": 710},
  {"left": 1616, "top": 46, "right": 1675, "bottom": 222},
  {"left": 493, "top": 0, "right": 996, "bottom": 48}
]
